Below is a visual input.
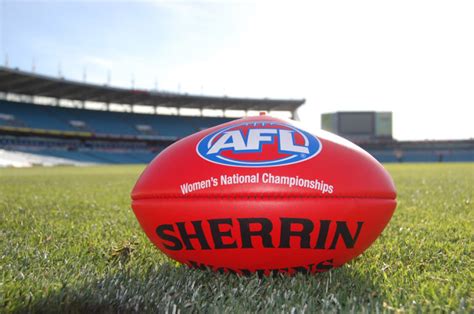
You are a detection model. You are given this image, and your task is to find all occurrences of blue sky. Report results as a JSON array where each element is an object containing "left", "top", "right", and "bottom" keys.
[{"left": 1, "top": 0, "right": 473, "bottom": 140}]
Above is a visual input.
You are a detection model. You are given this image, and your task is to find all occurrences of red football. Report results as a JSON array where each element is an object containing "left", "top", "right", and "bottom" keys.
[{"left": 131, "top": 115, "right": 397, "bottom": 275}]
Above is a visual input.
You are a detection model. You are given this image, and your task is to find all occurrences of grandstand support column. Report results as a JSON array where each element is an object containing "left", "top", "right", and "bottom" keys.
[
  {"left": 292, "top": 109, "right": 299, "bottom": 121},
  {"left": 23, "top": 95, "right": 33, "bottom": 104}
]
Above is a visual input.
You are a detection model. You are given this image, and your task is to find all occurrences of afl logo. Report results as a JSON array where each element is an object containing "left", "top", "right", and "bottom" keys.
[{"left": 196, "top": 121, "right": 322, "bottom": 167}]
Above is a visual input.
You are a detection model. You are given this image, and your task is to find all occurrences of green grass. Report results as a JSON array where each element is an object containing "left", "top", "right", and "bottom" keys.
[{"left": 1, "top": 163, "right": 473, "bottom": 313}]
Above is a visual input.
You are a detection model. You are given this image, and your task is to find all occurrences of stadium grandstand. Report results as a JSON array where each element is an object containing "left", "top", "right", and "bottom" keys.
[
  {"left": 322, "top": 111, "right": 473, "bottom": 163},
  {"left": 0, "top": 66, "right": 472, "bottom": 167},
  {"left": 0, "top": 66, "right": 303, "bottom": 166}
]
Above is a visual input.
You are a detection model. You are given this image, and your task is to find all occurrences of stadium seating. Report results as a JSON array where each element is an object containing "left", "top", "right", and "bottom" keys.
[
  {"left": 0, "top": 101, "right": 73, "bottom": 131},
  {"left": 367, "top": 148, "right": 474, "bottom": 163},
  {"left": 0, "top": 135, "right": 161, "bottom": 164},
  {"left": 12, "top": 147, "right": 157, "bottom": 164},
  {"left": 1, "top": 100, "right": 473, "bottom": 165},
  {"left": 442, "top": 150, "right": 474, "bottom": 162},
  {"left": 0, "top": 100, "right": 231, "bottom": 138},
  {"left": 368, "top": 150, "right": 399, "bottom": 163}
]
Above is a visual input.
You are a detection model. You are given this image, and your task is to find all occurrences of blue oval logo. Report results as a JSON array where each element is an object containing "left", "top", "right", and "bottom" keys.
[{"left": 196, "top": 121, "right": 322, "bottom": 167}]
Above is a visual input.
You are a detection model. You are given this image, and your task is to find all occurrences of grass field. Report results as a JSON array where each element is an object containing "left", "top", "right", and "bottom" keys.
[{"left": 1, "top": 163, "right": 473, "bottom": 313}]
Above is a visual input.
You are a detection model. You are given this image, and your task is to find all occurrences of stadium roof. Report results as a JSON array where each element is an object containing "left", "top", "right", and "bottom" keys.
[{"left": 0, "top": 66, "right": 304, "bottom": 112}]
